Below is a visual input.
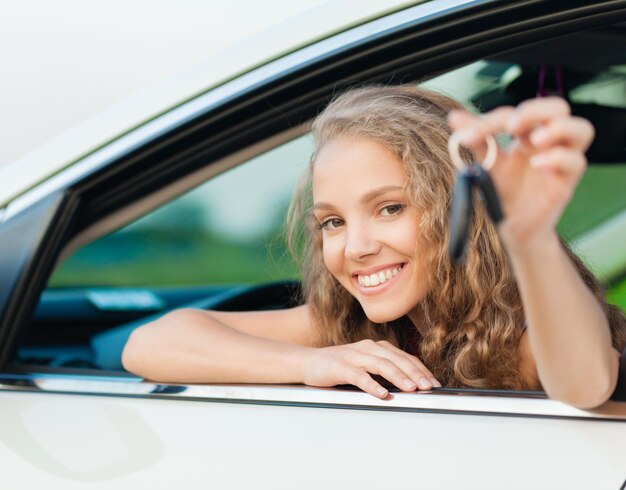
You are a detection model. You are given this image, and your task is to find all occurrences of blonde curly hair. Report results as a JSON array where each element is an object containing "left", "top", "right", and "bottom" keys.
[{"left": 287, "top": 84, "right": 626, "bottom": 390}]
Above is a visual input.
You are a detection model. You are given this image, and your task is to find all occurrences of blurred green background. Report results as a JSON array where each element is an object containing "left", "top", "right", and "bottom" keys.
[{"left": 49, "top": 135, "right": 311, "bottom": 288}]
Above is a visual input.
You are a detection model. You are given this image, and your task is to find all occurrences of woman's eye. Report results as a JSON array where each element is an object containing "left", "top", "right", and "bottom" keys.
[
  {"left": 320, "top": 218, "right": 344, "bottom": 231},
  {"left": 380, "top": 204, "right": 405, "bottom": 217}
]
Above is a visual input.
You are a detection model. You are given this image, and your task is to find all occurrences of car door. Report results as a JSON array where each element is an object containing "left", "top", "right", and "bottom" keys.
[{"left": 1, "top": 1, "right": 626, "bottom": 488}]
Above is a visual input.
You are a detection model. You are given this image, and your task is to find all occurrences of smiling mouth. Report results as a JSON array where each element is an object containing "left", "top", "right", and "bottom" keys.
[{"left": 355, "top": 264, "right": 404, "bottom": 288}]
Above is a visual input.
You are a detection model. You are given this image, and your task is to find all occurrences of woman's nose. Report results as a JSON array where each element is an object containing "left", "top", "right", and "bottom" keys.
[{"left": 344, "top": 225, "right": 380, "bottom": 261}]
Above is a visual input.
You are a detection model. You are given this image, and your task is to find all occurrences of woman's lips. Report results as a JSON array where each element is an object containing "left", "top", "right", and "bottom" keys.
[{"left": 354, "top": 263, "right": 405, "bottom": 296}]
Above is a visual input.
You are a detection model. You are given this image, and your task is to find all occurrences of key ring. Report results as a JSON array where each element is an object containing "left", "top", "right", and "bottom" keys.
[{"left": 448, "top": 132, "right": 498, "bottom": 171}]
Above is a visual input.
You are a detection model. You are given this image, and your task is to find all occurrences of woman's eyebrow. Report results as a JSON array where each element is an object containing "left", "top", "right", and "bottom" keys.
[
  {"left": 313, "top": 185, "right": 405, "bottom": 211},
  {"left": 360, "top": 185, "right": 405, "bottom": 204},
  {"left": 313, "top": 202, "right": 334, "bottom": 212}
]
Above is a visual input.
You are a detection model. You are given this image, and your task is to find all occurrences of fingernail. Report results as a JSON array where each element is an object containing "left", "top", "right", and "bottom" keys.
[
  {"left": 506, "top": 114, "right": 522, "bottom": 131},
  {"left": 377, "top": 387, "right": 388, "bottom": 397},
  {"left": 430, "top": 378, "right": 442, "bottom": 388},
  {"left": 530, "top": 128, "right": 549, "bottom": 145},
  {"left": 403, "top": 379, "right": 416, "bottom": 390},
  {"left": 456, "top": 128, "right": 478, "bottom": 145},
  {"left": 418, "top": 378, "right": 432, "bottom": 390},
  {"left": 448, "top": 109, "right": 463, "bottom": 122}
]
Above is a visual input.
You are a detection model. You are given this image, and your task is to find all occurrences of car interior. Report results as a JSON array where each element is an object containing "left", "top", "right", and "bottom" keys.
[{"left": 9, "top": 21, "right": 626, "bottom": 396}]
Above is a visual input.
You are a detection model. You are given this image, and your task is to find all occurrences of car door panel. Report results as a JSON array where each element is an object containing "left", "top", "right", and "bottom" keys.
[{"left": 0, "top": 386, "right": 624, "bottom": 489}]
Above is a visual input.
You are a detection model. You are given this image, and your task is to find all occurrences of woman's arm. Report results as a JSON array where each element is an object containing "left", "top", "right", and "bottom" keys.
[
  {"left": 507, "top": 231, "right": 619, "bottom": 408},
  {"left": 121, "top": 304, "right": 439, "bottom": 398},
  {"left": 449, "top": 97, "right": 619, "bottom": 408},
  {"left": 121, "top": 305, "right": 317, "bottom": 384}
]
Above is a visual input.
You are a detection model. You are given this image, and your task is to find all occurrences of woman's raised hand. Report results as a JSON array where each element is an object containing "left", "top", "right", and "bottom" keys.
[
  {"left": 302, "top": 339, "right": 440, "bottom": 399},
  {"left": 447, "top": 97, "right": 594, "bottom": 251}
]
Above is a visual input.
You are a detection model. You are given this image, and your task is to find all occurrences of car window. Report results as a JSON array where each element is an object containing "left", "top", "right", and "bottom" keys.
[
  {"left": 13, "top": 16, "right": 625, "bottom": 417},
  {"left": 47, "top": 58, "right": 626, "bottom": 315},
  {"left": 48, "top": 135, "right": 314, "bottom": 288}
]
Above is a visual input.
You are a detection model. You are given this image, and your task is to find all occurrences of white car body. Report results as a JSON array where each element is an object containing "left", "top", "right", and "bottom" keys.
[
  {"left": 0, "top": 0, "right": 425, "bottom": 209},
  {"left": 0, "top": 1, "right": 625, "bottom": 488},
  {"left": 1, "top": 384, "right": 625, "bottom": 488}
]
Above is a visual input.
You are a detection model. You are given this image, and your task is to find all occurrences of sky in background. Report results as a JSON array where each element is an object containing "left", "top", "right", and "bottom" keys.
[{"left": 0, "top": 0, "right": 325, "bottom": 167}]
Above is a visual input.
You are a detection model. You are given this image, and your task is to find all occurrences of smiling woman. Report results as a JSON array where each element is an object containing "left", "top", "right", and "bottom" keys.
[
  {"left": 4, "top": 3, "right": 626, "bottom": 486},
  {"left": 121, "top": 84, "right": 626, "bottom": 409},
  {"left": 310, "top": 136, "right": 431, "bottom": 325}
]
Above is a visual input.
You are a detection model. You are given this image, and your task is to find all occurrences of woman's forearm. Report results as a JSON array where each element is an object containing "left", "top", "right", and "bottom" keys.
[
  {"left": 506, "top": 232, "right": 618, "bottom": 408},
  {"left": 121, "top": 309, "right": 311, "bottom": 384}
]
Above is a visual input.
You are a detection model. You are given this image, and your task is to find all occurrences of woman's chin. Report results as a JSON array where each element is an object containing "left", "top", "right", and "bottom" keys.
[{"left": 362, "top": 305, "right": 406, "bottom": 324}]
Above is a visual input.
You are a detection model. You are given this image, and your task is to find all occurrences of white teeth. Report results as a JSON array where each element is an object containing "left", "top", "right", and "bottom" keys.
[{"left": 357, "top": 265, "right": 403, "bottom": 288}]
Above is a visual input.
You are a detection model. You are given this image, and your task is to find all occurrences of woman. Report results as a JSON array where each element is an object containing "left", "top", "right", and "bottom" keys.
[{"left": 121, "top": 85, "right": 626, "bottom": 408}]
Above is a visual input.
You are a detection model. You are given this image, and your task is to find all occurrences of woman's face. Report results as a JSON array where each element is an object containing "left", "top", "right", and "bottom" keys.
[{"left": 312, "top": 135, "right": 432, "bottom": 324}]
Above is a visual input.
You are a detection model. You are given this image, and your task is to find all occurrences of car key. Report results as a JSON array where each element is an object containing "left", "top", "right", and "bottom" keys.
[
  {"left": 447, "top": 133, "right": 504, "bottom": 264},
  {"left": 448, "top": 169, "right": 473, "bottom": 262},
  {"left": 473, "top": 163, "right": 504, "bottom": 224}
]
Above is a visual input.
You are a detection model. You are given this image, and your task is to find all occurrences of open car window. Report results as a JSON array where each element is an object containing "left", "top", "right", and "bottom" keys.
[
  {"left": 17, "top": 22, "right": 626, "bottom": 407},
  {"left": 47, "top": 57, "right": 626, "bottom": 310}
]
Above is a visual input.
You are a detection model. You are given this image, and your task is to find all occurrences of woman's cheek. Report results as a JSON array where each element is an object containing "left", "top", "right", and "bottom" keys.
[
  {"left": 390, "top": 213, "right": 422, "bottom": 255},
  {"left": 322, "top": 237, "right": 344, "bottom": 278}
]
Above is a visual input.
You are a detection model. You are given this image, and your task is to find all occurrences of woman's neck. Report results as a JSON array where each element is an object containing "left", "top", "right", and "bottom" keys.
[{"left": 407, "top": 307, "right": 429, "bottom": 337}]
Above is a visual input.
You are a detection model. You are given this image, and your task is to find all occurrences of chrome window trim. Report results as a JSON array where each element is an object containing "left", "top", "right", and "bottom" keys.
[
  {"left": 2, "top": 0, "right": 476, "bottom": 222},
  {"left": 1, "top": 373, "right": 625, "bottom": 421}
]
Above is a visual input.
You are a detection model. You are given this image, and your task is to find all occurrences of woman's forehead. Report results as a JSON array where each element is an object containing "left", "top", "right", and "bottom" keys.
[
  {"left": 313, "top": 136, "right": 406, "bottom": 180},
  {"left": 312, "top": 135, "right": 407, "bottom": 195}
]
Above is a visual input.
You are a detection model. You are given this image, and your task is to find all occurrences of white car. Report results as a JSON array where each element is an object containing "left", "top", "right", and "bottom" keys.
[{"left": 1, "top": 1, "right": 626, "bottom": 488}]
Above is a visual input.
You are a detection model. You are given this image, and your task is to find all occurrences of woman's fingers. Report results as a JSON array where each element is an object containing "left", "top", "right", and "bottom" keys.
[
  {"left": 448, "top": 107, "right": 514, "bottom": 163},
  {"left": 448, "top": 107, "right": 476, "bottom": 129},
  {"left": 450, "top": 97, "right": 573, "bottom": 141},
  {"left": 448, "top": 98, "right": 590, "bottom": 157},
  {"left": 351, "top": 352, "right": 425, "bottom": 393},
  {"left": 529, "top": 116, "right": 595, "bottom": 152},
  {"left": 529, "top": 146, "right": 587, "bottom": 179},
  {"left": 344, "top": 366, "right": 390, "bottom": 399},
  {"left": 505, "top": 96, "right": 570, "bottom": 135},
  {"left": 353, "top": 339, "right": 438, "bottom": 390},
  {"left": 374, "top": 340, "right": 441, "bottom": 387},
  {"left": 449, "top": 106, "right": 515, "bottom": 139},
  {"left": 306, "top": 341, "right": 440, "bottom": 400}
]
